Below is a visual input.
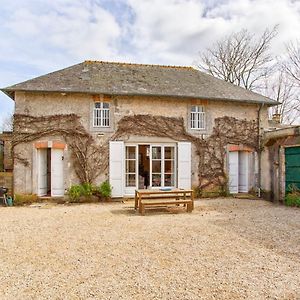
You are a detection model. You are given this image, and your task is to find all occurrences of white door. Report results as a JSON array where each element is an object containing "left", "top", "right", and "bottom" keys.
[
  {"left": 51, "top": 149, "right": 64, "bottom": 197},
  {"left": 109, "top": 141, "right": 124, "bottom": 198},
  {"left": 228, "top": 151, "right": 239, "bottom": 193},
  {"left": 37, "top": 148, "right": 47, "bottom": 196},
  {"left": 124, "top": 145, "right": 138, "bottom": 196},
  {"left": 177, "top": 142, "right": 191, "bottom": 189},
  {"left": 238, "top": 152, "right": 249, "bottom": 193}
]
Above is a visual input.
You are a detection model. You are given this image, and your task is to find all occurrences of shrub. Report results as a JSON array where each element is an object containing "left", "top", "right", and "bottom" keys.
[
  {"left": 81, "top": 182, "right": 93, "bottom": 197},
  {"left": 68, "top": 185, "right": 83, "bottom": 201},
  {"left": 68, "top": 182, "right": 112, "bottom": 202},
  {"left": 99, "top": 181, "right": 112, "bottom": 199},
  {"left": 285, "top": 192, "right": 300, "bottom": 207},
  {"left": 13, "top": 194, "right": 38, "bottom": 206}
]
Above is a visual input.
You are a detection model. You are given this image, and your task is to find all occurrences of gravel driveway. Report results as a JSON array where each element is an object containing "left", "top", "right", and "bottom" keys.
[{"left": 0, "top": 198, "right": 299, "bottom": 300}]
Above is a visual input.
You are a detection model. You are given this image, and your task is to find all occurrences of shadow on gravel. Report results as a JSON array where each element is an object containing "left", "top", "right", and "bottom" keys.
[{"left": 110, "top": 206, "right": 190, "bottom": 216}]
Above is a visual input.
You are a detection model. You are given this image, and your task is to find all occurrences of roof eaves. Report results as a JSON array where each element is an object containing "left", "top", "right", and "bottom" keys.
[
  {"left": 1, "top": 88, "right": 278, "bottom": 105},
  {"left": 1, "top": 88, "right": 15, "bottom": 101}
]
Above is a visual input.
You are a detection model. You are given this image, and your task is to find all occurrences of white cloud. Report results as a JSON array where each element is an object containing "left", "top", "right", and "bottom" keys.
[
  {"left": 1, "top": 0, "right": 300, "bottom": 126},
  {"left": 126, "top": 0, "right": 300, "bottom": 65},
  {"left": 0, "top": 0, "right": 122, "bottom": 71}
]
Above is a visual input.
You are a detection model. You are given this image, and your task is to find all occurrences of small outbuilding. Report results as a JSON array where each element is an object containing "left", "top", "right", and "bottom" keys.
[{"left": 263, "top": 125, "right": 300, "bottom": 202}]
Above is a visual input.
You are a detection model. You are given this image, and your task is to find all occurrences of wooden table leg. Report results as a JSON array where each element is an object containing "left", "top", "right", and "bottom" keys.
[
  {"left": 134, "top": 190, "right": 138, "bottom": 210},
  {"left": 191, "top": 191, "right": 194, "bottom": 210},
  {"left": 141, "top": 202, "right": 145, "bottom": 216},
  {"left": 138, "top": 194, "right": 142, "bottom": 214}
]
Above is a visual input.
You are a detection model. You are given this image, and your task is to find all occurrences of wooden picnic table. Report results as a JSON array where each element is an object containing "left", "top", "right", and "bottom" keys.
[{"left": 134, "top": 189, "right": 194, "bottom": 215}]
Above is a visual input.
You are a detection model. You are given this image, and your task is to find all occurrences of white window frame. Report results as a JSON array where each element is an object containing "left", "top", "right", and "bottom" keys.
[
  {"left": 150, "top": 145, "right": 176, "bottom": 189},
  {"left": 191, "top": 105, "right": 205, "bottom": 130},
  {"left": 93, "top": 102, "right": 110, "bottom": 128}
]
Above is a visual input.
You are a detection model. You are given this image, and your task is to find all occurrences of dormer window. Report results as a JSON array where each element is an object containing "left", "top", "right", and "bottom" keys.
[
  {"left": 93, "top": 102, "right": 110, "bottom": 127},
  {"left": 191, "top": 105, "right": 205, "bottom": 130}
]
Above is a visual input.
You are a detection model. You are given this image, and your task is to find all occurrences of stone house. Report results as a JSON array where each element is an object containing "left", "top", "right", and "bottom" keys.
[{"left": 1, "top": 61, "right": 276, "bottom": 198}]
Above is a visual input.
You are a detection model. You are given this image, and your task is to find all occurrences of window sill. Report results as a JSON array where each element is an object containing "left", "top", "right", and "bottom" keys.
[{"left": 90, "top": 126, "right": 114, "bottom": 133}]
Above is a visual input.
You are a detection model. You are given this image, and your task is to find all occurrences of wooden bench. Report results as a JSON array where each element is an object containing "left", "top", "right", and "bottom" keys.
[{"left": 135, "top": 189, "right": 194, "bottom": 215}]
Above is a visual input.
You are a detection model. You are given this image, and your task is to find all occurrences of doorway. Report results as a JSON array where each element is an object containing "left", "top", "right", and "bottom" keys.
[
  {"left": 37, "top": 148, "right": 64, "bottom": 197},
  {"left": 138, "top": 145, "right": 150, "bottom": 189},
  {"left": 109, "top": 141, "right": 192, "bottom": 197},
  {"left": 124, "top": 144, "right": 176, "bottom": 194},
  {"left": 228, "top": 151, "right": 252, "bottom": 193}
]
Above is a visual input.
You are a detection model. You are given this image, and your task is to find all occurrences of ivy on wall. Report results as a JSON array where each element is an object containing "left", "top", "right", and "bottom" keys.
[
  {"left": 13, "top": 113, "right": 258, "bottom": 191},
  {"left": 113, "top": 114, "right": 258, "bottom": 191},
  {"left": 13, "top": 114, "right": 108, "bottom": 183}
]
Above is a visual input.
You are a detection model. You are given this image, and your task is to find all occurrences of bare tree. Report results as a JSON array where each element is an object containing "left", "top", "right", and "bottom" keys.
[
  {"left": 284, "top": 40, "right": 300, "bottom": 85},
  {"left": 265, "top": 71, "right": 300, "bottom": 124},
  {"left": 198, "top": 26, "right": 278, "bottom": 91},
  {"left": 1, "top": 114, "right": 13, "bottom": 132}
]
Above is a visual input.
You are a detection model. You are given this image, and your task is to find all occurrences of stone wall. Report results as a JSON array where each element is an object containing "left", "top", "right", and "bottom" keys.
[
  {"left": 14, "top": 91, "right": 269, "bottom": 194},
  {"left": 0, "top": 172, "right": 13, "bottom": 195},
  {"left": 0, "top": 132, "right": 13, "bottom": 171}
]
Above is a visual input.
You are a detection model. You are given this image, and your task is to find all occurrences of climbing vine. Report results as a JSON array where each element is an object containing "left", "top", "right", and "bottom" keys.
[
  {"left": 13, "top": 113, "right": 258, "bottom": 191},
  {"left": 113, "top": 114, "right": 258, "bottom": 192},
  {"left": 13, "top": 114, "right": 108, "bottom": 183}
]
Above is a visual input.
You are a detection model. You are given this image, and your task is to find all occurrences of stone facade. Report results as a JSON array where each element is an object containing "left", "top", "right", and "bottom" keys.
[
  {"left": 0, "top": 132, "right": 13, "bottom": 171},
  {"left": 13, "top": 91, "right": 269, "bottom": 195}
]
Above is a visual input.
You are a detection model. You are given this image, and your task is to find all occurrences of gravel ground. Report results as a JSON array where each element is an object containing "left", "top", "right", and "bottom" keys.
[{"left": 0, "top": 198, "right": 299, "bottom": 300}]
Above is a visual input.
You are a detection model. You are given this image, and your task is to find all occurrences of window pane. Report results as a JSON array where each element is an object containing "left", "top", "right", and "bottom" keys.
[
  {"left": 164, "top": 160, "right": 174, "bottom": 173},
  {"left": 152, "top": 160, "right": 161, "bottom": 173},
  {"left": 164, "top": 174, "right": 174, "bottom": 187},
  {"left": 165, "top": 147, "right": 174, "bottom": 159},
  {"left": 103, "top": 102, "right": 109, "bottom": 109},
  {"left": 152, "top": 147, "right": 161, "bottom": 159},
  {"left": 126, "top": 160, "right": 135, "bottom": 173},
  {"left": 103, "top": 109, "right": 109, "bottom": 127},
  {"left": 191, "top": 112, "right": 195, "bottom": 128},
  {"left": 126, "top": 147, "right": 136, "bottom": 159},
  {"left": 95, "top": 102, "right": 101, "bottom": 108},
  {"left": 126, "top": 174, "right": 136, "bottom": 187},
  {"left": 152, "top": 174, "right": 161, "bottom": 187},
  {"left": 200, "top": 112, "right": 204, "bottom": 129},
  {"left": 191, "top": 106, "right": 197, "bottom": 112}
]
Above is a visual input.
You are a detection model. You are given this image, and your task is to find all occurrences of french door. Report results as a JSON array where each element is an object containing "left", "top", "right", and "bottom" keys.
[
  {"left": 150, "top": 145, "right": 176, "bottom": 188},
  {"left": 124, "top": 144, "right": 176, "bottom": 193},
  {"left": 124, "top": 145, "right": 138, "bottom": 195}
]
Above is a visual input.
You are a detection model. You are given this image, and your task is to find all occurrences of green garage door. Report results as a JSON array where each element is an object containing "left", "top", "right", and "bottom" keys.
[{"left": 285, "top": 146, "right": 300, "bottom": 192}]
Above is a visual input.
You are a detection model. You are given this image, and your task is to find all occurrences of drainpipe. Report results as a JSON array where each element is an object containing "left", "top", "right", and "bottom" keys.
[{"left": 257, "top": 103, "right": 264, "bottom": 198}]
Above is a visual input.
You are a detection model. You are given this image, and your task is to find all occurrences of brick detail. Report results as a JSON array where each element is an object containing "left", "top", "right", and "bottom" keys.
[
  {"left": 35, "top": 141, "right": 66, "bottom": 149},
  {"left": 228, "top": 144, "right": 254, "bottom": 152},
  {"left": 34, "top": 142, "right": 48, "bottom": 149}
]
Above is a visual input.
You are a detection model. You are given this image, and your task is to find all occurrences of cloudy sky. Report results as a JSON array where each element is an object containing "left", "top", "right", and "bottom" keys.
[{"left": 1, "top": 0, "right": 300, "bottom": 127}]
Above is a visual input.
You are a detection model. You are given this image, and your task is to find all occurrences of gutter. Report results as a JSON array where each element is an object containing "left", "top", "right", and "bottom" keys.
[{"left": 257, "top": 103, "right": 264, "bottom": 197}]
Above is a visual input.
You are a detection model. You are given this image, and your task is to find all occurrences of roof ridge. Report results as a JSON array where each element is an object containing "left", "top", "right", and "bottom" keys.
[{"left": 84, "top": 60, "right": 195, "bottom": 70}]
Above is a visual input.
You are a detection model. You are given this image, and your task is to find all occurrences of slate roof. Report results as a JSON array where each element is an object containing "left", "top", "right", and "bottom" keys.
[{"left": 2, "top": 61, "right": 277, "bottom": 105}]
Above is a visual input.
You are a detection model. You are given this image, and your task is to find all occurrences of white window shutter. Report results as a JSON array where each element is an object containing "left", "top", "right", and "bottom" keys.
[
  {"left": 51, "top": 149, "right": 64, "bottom": 197},
  {"left": 109, "top": 141, "right": 124, "bottom": 197},
  {"left": 177, "top": 142, "right": 192, "bottom": 189},
  {"left": 228, "top": 151, "right": 239, "bottom": 193}
]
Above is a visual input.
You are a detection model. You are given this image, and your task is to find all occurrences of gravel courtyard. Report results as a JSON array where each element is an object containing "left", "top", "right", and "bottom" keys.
[{"left": 0, "top": 198, "right": 299, "bottom": 300}]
